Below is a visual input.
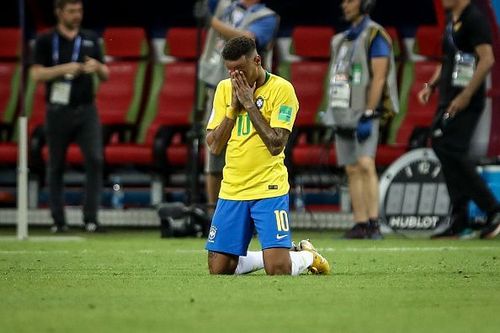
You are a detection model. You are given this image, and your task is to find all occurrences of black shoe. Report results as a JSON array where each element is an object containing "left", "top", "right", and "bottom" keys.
[
  {"left": 480, "top": 211, "right": 500, "bottom": 239},
  {"left": 50, "top": 224, "right": 69, "bottom": 233},
  {"left": 344, "top": 223, "right": 369, "bottom": 239},
  {"left": 368, "top": 219, "right": 383, "bottom": 240},
  {"left": 431, "top": 204, "right": 470, "bottom": 239},
  {"left": 84, "top": 222, "right": 106, "bottom": 233}
]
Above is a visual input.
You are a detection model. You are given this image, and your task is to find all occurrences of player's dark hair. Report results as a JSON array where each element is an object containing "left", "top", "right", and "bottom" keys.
[
  {"left": 54, "top": 0, "right": 81, "bottom": 10},
  {"left": 222, "top": 36, "right": 256, "bottom": 61}
]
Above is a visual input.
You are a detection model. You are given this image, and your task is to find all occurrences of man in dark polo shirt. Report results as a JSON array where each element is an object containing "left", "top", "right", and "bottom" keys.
[
  {"left": 31, "top": 0, "right": 109, "bottom": 233},
  {"left": 418, "top": 0, "right": 499, "bottom": 239}
]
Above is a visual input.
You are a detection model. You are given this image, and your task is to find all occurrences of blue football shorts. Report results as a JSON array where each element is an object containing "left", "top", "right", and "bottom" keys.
[{"left": 205, "top": 194, "right": 292, "bottom": 256}]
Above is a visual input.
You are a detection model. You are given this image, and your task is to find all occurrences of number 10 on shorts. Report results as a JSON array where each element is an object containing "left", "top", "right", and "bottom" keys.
[{"left": 274, "top": 210, "right": 289, "bottom": 232}]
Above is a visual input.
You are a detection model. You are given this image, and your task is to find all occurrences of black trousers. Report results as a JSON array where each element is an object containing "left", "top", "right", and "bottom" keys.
[
  {"left": 431, "top": 103, "right": 498, "bottom": 222},
  {"left": 45, "top": 103, "right": 103, "bottom": 225}
]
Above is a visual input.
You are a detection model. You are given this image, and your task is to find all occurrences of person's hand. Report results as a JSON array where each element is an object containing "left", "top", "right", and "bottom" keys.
[
  {"left": 226, "top": 80, "right": 242, "bottom": 120},
  {"left": 193, "top": 0, "right": 213, "bottom": 26},
  {"left": 62, "top": 62, "right": 83, "bottom": 78},
  {"left": 356, "top": 116, "right": 373, "bottom": 142},
  {"left": 446, "top": 91, "right": 471, "bottom": 118},
  {"left": 231, "top": 70, "right": 256, "bottom": 110},
  {"left": 418, "top": 86, "right": 433, "bottom": 105},
  {"left": 83, "top": 56, "right": 101, "bottom": 74}
]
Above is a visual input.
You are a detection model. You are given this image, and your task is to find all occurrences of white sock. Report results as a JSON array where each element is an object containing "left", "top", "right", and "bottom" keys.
[
  {"left": 289, "top": 251, "right": 314, "bottom": 276},
  {"left": 235, "top": 251, "right": 264, "bottom": 275}
]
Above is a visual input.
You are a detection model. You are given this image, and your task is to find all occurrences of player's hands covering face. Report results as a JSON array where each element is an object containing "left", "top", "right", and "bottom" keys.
[
  {"left": 231, "top": 81, "right": 243, "bottom": 112},
  {"left": 231, "top": 71, "right": 256, "bottom": 110}
]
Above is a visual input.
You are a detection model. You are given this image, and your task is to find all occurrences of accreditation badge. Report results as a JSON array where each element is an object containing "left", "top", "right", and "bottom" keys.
[
  {"left": 50, "top": 81, "right": 72, "bottom": 105},
  {"left": 330, "top": 74, "right": 351, "bottom": 109},
  {"left": 452, "top": 52, "right": 476, "bottom": 88}
]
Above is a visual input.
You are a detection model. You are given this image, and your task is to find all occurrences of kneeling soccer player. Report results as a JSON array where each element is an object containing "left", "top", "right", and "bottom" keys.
[{"left": 205, "top": 36, "right": 330, "bottom": 275}]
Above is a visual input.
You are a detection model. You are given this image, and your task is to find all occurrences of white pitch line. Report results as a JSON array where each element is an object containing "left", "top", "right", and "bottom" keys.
[
  {"left": 0, "top": 250, "right": 70, "bottom": 254},
  {"left": 175, "top": 246, "right": 500, "bottom": 254},
  {"left": 0, "top": 236, "right": 85, "bottom": 242},
  {"left": 320, "top": 246, "right": 500, "bottom": 252}
]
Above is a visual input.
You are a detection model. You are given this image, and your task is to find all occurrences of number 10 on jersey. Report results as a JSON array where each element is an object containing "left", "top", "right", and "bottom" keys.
[{"left": 274, "top": 210, "right": 289, "bottom": 232}]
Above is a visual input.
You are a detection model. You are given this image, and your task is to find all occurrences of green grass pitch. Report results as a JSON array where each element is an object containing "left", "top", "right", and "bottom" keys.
[{"left": 1, "top": 229, "right": 500, "bottom": 333}]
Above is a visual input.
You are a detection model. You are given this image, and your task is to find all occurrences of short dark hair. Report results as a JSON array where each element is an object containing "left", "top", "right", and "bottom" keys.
[
  {"left": 222, "top": 36, "right": 257, "bottom": 61},
  {"left": 54, "top": 0, "right": 81, "bottom": 10}
]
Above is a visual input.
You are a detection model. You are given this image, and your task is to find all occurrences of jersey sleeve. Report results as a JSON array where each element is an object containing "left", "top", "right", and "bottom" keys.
[
  {"left": 206, "top": 81, "right": 229, "bottom": 131},
  {"left": 270, "top": 82, "right": 299, "bottom": 132}
]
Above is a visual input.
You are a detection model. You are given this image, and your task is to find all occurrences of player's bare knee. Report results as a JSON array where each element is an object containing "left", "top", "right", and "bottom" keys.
[
  {"left": 207, "top": 251, "right": 237, "bottom": 275},
  {"left": 357, "top": 157, "right": 376, "bottom": 175},
  {"left": 345, "top": 164, "right": 361, "bottom": 177},
  {"left": 265, "top": 263, "right": 291, "bottom": 275},
  {"left": 264, "top": 259, "right": 292, "bottom": 275}
]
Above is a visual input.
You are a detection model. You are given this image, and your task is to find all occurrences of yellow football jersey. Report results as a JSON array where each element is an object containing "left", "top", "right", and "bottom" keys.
[{"left": 207, "top": 72, "right": 299, "bottom": 200}]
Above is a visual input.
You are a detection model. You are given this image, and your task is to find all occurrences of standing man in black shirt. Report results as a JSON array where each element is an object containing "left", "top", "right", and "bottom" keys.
[
  {"left": 31, "top": 0, "right": 109, "bottom": 233},
  {"left": 418, "top": 0, "right": 499, "bottom": 239}
]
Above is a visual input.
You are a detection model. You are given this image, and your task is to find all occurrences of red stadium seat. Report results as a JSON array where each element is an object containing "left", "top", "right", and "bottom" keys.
[
  {"left": 415, "top": 26, "right": 443, "bottom": 58},
  {"left": 0, "top": 63, "right": 20, "bottom": 125},
  {"left": 0, "top": 28, "right": 21, "bottom": 165},
  {"left": 103, "top": 28, "right": 198, "bottom": 171},
  {"left": 96, "top": 61, "right": 144, "bottom": 126},
  {"left": 0, "top": 142, "right": 17, "bottom": 163},
  {"left": 97, "top": 27, "right": 147, "bottom": 126},
  {"left": 289, "top": 26, "right": 335, "bottom": 169},
  {"left": 292, "top": 26, "right": 334, "bottom": 59},
  {"left": 405, "top": 27, "right": 441, "bottom": 136},
  {"left": 378, "top": 27, "right": 442, "bottom": 167},
  {"left": 167, "top": 27, "right": 206, "bottom": 59},
  {"left": 0, "top": 28, "right": 21, "bottom": 58},
  {"left": 102, "top": 27, "right": 147, "bottom": 58},
  {"left": 104, "top": 61, "right": 197, "bottom": 167}
]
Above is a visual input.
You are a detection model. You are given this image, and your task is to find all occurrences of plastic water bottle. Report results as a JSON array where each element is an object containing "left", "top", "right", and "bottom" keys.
[
  {"left": 111, "top": 176, "right": 124, "bottom": 209},
  {"left": 294, "top": 179, "right": 306, "bottom": 213}
]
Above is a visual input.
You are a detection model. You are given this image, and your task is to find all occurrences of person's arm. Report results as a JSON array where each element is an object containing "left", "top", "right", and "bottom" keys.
[
  {"left": 365, "top": 32, "right": 392, "bottom": 113},
  {"left": 83, "top": 35, "right": 109, "bottom": 81},
  {"left": 447, "top": 44, "right": 495, "bottom": 116},
  {"left": 232, "top": 71, "right": 292, "bottom": 156},
  {"left": 206, "top": 81, "right": 241, "bottom": 155},
  {"left": 30, "top": 63, "right": 83, "bottom": 82},
  {"left": 83, "top": 56, "right": 110, "bottom": 81},
  {"left": 206, "top": 117, "right": 236, "bottom": 155},
  {"left": 418, "top": 64, "right": 442, "bottom": 105},
  {"left": 210, "top": 17, "right": 255, "bottom": 40},
  {"left": 366, "top": 57, "right": 389, "bottom": 111},
  {"left": 247, "top": 106, "right": 290, "bottom": 156}
]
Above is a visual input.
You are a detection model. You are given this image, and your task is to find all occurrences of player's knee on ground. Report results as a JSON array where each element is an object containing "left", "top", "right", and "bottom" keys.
[
  {"left": 264, "top": 261, "right": 292, "bottom": 275},
  {"left": 263, "top": 249, "right": 292, "bottom": 275},
  {"left": 207, "top": 251, "right": 238, "bottom": 275}
]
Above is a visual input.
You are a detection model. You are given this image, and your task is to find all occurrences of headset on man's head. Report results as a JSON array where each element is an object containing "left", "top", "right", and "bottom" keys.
[{"left": 360, "top": 0, "right": 376, "bottom": 14}]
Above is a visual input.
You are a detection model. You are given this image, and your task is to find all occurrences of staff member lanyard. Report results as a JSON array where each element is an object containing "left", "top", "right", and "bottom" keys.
[
  {"left": 52, "top": 33, "right": 82, "bottom": 66},
  {"left": 446, "top": 21, "right": 458, "bottom": 52}
]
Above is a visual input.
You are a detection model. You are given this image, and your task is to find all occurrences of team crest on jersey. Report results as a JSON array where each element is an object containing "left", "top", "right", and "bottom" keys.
[
  {"left": 255, "top": 96, "right": 264, "bottom": 110},
  {"left": 208, "top": 226, "right": 217, "bottom": 242}
]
